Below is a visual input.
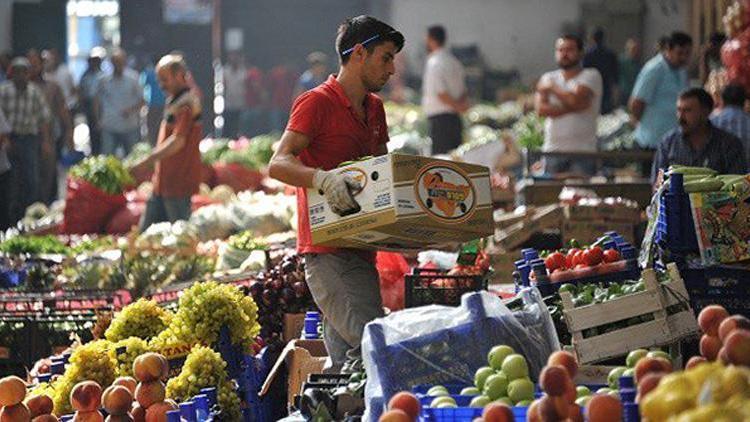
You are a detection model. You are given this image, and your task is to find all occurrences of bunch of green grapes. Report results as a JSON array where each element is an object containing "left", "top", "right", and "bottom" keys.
[
  {"left": 149, "top": 281, "right": 260, "bottom": 351},
  {"left": 52, "top": 340, "right": 116, "bottom": 416},
  {"left": 166, "top": 345, "right": 240, "bottom": 420},
  {"left": 105, "top": 298, "right": 173, "bottom": 342},
  {"left": 111, "top": 337, "right": 150, "bottom": 377}
]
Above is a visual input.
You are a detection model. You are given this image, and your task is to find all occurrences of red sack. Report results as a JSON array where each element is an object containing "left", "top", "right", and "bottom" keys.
[
  {"left": 213, "top": 163, "right": 265, "bottom": 193},
  {"left": 62, "top": 178, "right": 127, "bottom": 234},
  {"left": 106, "top": 201, "right": 146, "bottom": 234},
  {"left": 376, "top": 251, "right": 410, "bottom": 312},
  {"left": 201, "top": 161, "right": 217, "bottom": 186}
]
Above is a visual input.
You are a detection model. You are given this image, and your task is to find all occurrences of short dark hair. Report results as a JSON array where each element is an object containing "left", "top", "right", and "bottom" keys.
[
  {"left": 559, "top": 34, "right": 584, "bottom": 51},
  {"left": 680, "top": 87, "right": 714, "bottom": 110},
  {"left": 336, "top": 15, "right": 404, "bottom": 65},
  {"left": 709, "top": 32, "right": 727, "bottom": 48},
  {"left": 667, "top": 31, "right": 693, "bottom": 49},
  {"left": 592, "top": 28, "right": 605, "bottom": 44},
  {"left": 427, "top": 25, "right": 446, "bottom": 46},
  {"left": 722, "top": 84, "right": 747, "bottom": 107}
]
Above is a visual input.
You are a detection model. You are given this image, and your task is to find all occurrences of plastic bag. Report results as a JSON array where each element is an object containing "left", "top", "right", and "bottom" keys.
[
  {"left": 362, "top": 289, "right": 559, "bottom": 421},
  {"left": 213, "top": 163, "right": 264, "bottom": 193},
  {"left": 215, "top": 242, "right": 253, "bottom": 271},
  {"left": 189, "top": 204, "right": 236, "bottom": 241},
  {"left": 376, "top": 252, "right": 410, "bottom": 311},
  {"left": 62, "top": 177, "right": 127, "bottom": 234}
]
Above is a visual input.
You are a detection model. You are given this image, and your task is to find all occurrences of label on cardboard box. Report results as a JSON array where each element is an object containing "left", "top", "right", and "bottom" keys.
[{"left": 307, "top": 154, "right": 493, "bottom": 250}]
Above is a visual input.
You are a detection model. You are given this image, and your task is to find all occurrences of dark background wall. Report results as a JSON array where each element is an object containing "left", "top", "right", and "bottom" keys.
[{"left": 12, "top": 0, "right": 67, "bottom": 56}]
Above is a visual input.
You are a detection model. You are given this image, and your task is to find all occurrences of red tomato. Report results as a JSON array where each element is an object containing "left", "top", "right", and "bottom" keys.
[
  {"left": 583, "top": 246, "right": 604, "bottom": 266},
  {"left": 566, "top": 248, "right": 581, "bottom": 268},
  {"left": 545, "top": 252, "right": 567, "bottom": 271},
  {"left": 602, "top": 249, "right": 621, "bottom": 263},
  {"left": 572, "top": 250, "right": 586, "bottom": 267}
]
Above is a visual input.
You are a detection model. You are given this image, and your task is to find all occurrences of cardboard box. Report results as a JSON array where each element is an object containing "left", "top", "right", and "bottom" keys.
[
  {"left": 562, "top": 220, "right": 635, "bottom": 244},
  {"left": 564, "top": 203, "right": 641, "bottom": 223},
  {"left": 494, "top": 205, "right": 563, "bottom": 250},
  {"left": 308, "top": 154, "right": 493, "bottom": 250},
  {"left": 260, "top": 339, "right": 328, "bottom": 407},
  {"left": 283, "top": 313, "right": 306, "bottom": 343}
]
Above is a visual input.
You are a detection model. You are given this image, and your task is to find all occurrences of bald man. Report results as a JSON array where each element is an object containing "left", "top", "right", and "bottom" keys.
[{"left": 129, "top": 54, "right": 202, "bottom": 232}]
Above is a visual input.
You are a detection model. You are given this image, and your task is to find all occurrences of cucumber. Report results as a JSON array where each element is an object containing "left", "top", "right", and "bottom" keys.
[
  {"left": 684, "top": 179, "right": 723, "bottom": 193},
  {"left": 668, "top": 165, "right": 717, "bottom": 176}
]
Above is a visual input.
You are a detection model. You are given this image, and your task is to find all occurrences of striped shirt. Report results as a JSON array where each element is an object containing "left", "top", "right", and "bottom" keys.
[
  {"left": 0, "top": 81, "right": 50, "bottom": 135},
  {"left": 651, "top": 123, "right": 747, "bottom": 183},
  {"left": 711, "top": 106, "right": 750, "bottom": 162}
]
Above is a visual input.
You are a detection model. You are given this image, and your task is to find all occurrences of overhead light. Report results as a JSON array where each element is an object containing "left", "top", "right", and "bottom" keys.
[{"left": 67, "top": 1, "right": 119, "bottom": 18}]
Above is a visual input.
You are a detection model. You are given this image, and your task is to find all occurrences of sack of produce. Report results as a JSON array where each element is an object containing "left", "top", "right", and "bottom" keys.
[
  {"left": 216, "top": 231, "right": 267, "bottom": 271},
  {"left": 62, "top": 156, "right": 134, "bottom": 234},
  {"left": 106, "top": 201, "right": 146, "bottom": 234},
  {"left": 376, "top": 251, "right": 409, "bottom": 311},
  {"left": 213, "top": 162, "right": 264, "bottom": 193},
  {"left": 362, "top": 289, "right": 558, "bottom": 420},
  {"left": 189, "top": 204, "right": 235, "bottom": 241}
]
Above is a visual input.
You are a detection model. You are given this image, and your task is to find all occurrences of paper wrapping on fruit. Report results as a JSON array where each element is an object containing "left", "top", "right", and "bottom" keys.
[
  {"left": 361, "top": 289, "right": 559, "bottom": 420},
  {"left": 690, "top": 181, "right": 750, "bottom": 265}
]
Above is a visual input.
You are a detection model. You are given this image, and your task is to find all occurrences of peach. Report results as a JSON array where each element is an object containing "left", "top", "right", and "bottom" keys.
[
  {"left": 0, "top": 376, "right": 27, "bottom": 407},
  {"left": 105, "top": 415, "right": 134, "bottom": 422},
  {"left": 387, "top": 392, "right": 420, "bottom": 421},
  {"left": 378, "top": 409, "right": 411, "bottom": 422},
  {"left": 134, "top": 381, "right": 165, "bottom": 409},
  {"left": 724, "top": 329, "right": 750, "bottom": 366},
  {"left": 32, "top": 415, "right": 59, "bottom": 422},
  {"left": 562, "top": 378, "right": 577, "bottom": 404},
  {"left": 133, "top": 354, "right": 169, "bottom": 383},
  {"left": 568, "top": 403, "right": 584, "bottom": 422},
  {"left": 526, "top": 399, "right": 541, "bottom": 422},
  {"left": 718, "top": 347, "right": 730, "bottom": 364},
  {"left": 481, "top": 403, "right": 514, "bottom": 422},
  {"left": 72, "top": 410, "right": 103, "bottom": 422},
  {"left": 102, "top": 386, "right": 133, "bottom": 416},
  {"left": 698, "top": 305, "right": 729, "bottom": 337},
  {"left": 636, "top": 372, "right": 666, "bottom": 400},
  {"left": 26, "top": 394, "right": 53, "bottom": 418},
  {"left": 539, "top": 365, "right": 570, "bottom": 396},
  {"left": 685, "top": 356, "right": 708, "bottom": 370},
  {"left": 586, "top": 394, "right": 622, "bottom": 422},
  {"left": 547, "top": 351, "right": 578, "bottom": 379},
  {"left": 718, "top": 315, "right": 750, "bottom": 343},
  {"left": 144, "top": 401, "right": 178, "bottom": 422},
  {"left": 70, "top": 381, "right": 103, "bottom": 413},
  {"left": 634, "top": 357, "right": 671, "bottom": 383},
  {"left": 0, "top": 403, "right": 30, "bottom": 422},
  {"left": 112, "top": 377, "right": 137, "bottom": 396},
  {"left": 131, "top": 404, "right": 145, "bottom": 422},
  {"left": 700, "top": 334, "right": 722, "bottom": 360},
  {"left": 538, "top": 395, "right": 568, "bottom": 420}
]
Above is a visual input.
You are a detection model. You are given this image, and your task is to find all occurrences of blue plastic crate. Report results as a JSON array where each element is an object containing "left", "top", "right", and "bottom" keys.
[
  {"left": 680, "top": 265, "right": 750, "bottom": 318},
  {"left": 623, "top": 402, "right": 641, "bottom": 422},
  {"left": 420, "top": 404, "right": 529, "bottom": 422},
  {"left": 655, "top": 174, "right": 699, "bottom": 254}
]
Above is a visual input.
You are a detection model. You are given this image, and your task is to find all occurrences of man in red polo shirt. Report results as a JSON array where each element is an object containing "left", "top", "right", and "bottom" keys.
[
  {"left": 129, "top": 54, "right": 202, "bottom": 231},
  {"left": 269, "top": 16, "right": 404, "bottom": 372}
]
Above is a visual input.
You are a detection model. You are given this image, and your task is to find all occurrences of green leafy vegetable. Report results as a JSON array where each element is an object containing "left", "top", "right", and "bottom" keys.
[{"left": 69, "top": 155, "right": 135, "bottom": 194}]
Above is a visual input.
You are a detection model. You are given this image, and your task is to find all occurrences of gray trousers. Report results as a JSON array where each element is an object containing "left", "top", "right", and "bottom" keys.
[{"left": 304, "top": 251, "right": 383, "bottom": 370}]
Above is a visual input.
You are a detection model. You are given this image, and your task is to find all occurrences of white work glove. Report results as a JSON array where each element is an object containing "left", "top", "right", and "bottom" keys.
[{"left": 313, "top": 169, "right": 362, "bottom": 216}]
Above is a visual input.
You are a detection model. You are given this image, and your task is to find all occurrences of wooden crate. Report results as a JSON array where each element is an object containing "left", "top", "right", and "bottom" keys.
[
  {"left": 560, "top": 263, "right": 699, "bottom": 364},
  {"left": 494, "top": 204, "right": 562, "bottom": 250}
]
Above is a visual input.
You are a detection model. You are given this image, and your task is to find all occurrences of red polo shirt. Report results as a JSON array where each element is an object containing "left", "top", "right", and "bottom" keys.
[{"left": 287, "top": 75, "right": 389, "bottom": 256}]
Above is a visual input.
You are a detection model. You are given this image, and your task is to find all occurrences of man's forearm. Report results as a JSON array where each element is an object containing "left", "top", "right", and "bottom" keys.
[
  {"left": 437, "top": 92, "right": 466, "bottom": 113},
  {"left": 268, "top": 154, "right": 317, "bottom": 188},
  {"left": 629, "top": 98, "right": 645, "bottom": 123},
  {"left": 138, "top": 135, "right": 185, "bottom": 166}
]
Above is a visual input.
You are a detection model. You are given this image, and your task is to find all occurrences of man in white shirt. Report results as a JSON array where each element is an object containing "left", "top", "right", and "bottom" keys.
[
  {"left": 222, "top": 50, "right": 247, "bottom": 138},
  {"left": 422, "top": 25, "right": 468, "bottom": 155},
  {"left": 43, "top": 49, "right": 76, "bottom": 110},
  {"left": 535, "top": 34, "right": 603, "bottom": 176}
]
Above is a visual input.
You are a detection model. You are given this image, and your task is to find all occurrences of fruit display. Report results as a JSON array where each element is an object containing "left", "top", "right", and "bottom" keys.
[
  {"left": 105, "top": 299, "right": 173, "bottom": 343},
  {"left": 663, "top": 166, "right": 748, "bottom": 193},
  {"left": 536, "top": 244, "right": 626, "bottom": 284},
  {"left": 111, "top": 337, "right": 150, "bottom": 378},
  {"left": 51, "top": 340, "right": 117, "bottom": 415},
  {"left": 696, "top": 305, "right": 750, "bottom": 366},
  {"left": 246, "top": 254, "right": 317, "bottom": 345},
  {"left": 69, "top": 156, "right": 135, "bottom": 195},
  {"left": 149, "top": 281, "right": 260, "bottom": 351},
  {"left": 165, "top": 345, "right": 240, "bottom": 421}
]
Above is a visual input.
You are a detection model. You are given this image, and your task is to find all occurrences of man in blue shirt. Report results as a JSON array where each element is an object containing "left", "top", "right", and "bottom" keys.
[
  {"left": 652, "top": 88, "right": 746, "bottom": 185},
  {"left": 711, "top": 84, "right": 750, "bottom": 162},
  {"left": 293, "top": 51, "right": 328, "bottom": 99},
  {"left": 630, "top": 32, "right": 692, "bottom": 149}
]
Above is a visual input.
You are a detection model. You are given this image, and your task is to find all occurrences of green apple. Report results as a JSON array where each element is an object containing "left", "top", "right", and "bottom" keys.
[
  {"left": 475, "top": 366, "right": 496, "bottom": 390},
  {"left": 495, "top": 397, "right": 513, "bottom": 406},
  {"left": 576, "top": 386, "right": 591, "bottom": 397},
  {"left": 483, "top": 373, "right": 509, "bottom": 400},
  {"left": 488, "top": 345, "right": 515, "bottom": 370},
  {"left": 501, "top": 354, "right": 529, "bottom": 380},
  {"left": 436, "top": 402, "right": 457, "bottom": 409},
  {"left": 469, "top": 395, "right": 491, "bottom": 408},
  {"left": 609, "top": 390, "right": 620, "bottom": 398},
  {"left": 596, "top": 387, "right": 612, "bottom": 395},
  {"left": 608, "top": 367, "right": 627, "bottom": 390},
  {"left": 430, "top": 396, "right": 456, "bottom": 408},
  {"left": 427, "top": 386, "right": 449, "bottom": 397},
  {"left": 507, "top": 378, "right": 535, "bottom": 403},
  {"left": 575, "top": 396, "right": 592, "bottom": 407},
  {"left": 623, "top": 368, "right": 635, "bottom": 378},
  {"left": 626, "top": 349, "right": 648, "bottom": 368},
  {"left": 647, "top": 350, "right": 671, "bottom": 361},
  {"left": 515, "top": 399, "right": 533, "bottom": 407},
  {"left": 460, "top": 387, "right": 480, "bottom": 396}
]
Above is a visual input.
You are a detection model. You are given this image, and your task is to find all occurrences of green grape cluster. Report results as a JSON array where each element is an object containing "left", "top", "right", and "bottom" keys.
[
  {"left": 52, "top": 340, "right": 117, "bottom": 416},
  {"left": 166, "top": 345, "right": 240, "bottom": 420},
  {"left": 111, "top": 337, "right": 150, "bottom": 377},
  {"left": 105, "top": 298, "right": 173, "bottom": 342},
  {"left": 149, "top": 281, "right": 260, "bottom": 351}
]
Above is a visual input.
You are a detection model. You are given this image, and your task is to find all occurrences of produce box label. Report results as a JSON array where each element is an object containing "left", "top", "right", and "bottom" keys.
[
  {"left": 690, "top": 188, "right": 750, "bottom": 265},
  {"left": 153, "top": 341, "right": 199, "bottom": 378},
  {"left": 308, "top": 154, "right": 493, "bottom": 250}
]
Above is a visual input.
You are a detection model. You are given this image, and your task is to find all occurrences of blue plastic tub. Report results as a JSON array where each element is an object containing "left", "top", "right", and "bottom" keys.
[
  {"left": 655, "top": 173, "right": 699, "bottom": 255},
  {"left": 680, "top": 265, "right": 750, "bottom": 318},
  {"left": 420, "top": 404, "right": 530, "bottom": 421}
]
